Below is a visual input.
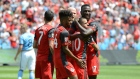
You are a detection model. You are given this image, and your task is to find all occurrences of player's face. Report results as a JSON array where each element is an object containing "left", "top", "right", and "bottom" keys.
[
  {"left": 81, "top": 6, "right": 91, "bottom": 20},
  {"left": 71, "top": 10, "right": 77, "bottom": 19},
  {"left": 64, "top": 16, "right": 73, "bottom": 28},
  {"left": 81, "top": 19, "right": 88, "bottom": 28}
]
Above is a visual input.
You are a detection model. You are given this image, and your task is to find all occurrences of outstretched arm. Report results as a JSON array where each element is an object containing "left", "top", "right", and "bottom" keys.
[{"left": 74, "top": 20, "right": 96, "bottom": 36}]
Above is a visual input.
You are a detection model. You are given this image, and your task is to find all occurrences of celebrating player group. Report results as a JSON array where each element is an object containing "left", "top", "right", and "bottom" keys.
[{"left": 15, "top": 4, "right": 100, "bottom": 79}]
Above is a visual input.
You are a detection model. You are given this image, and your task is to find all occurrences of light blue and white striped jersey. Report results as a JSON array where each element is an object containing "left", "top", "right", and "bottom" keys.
[{"left": 19, "top": 32, "right": 34, "bottom": 51}]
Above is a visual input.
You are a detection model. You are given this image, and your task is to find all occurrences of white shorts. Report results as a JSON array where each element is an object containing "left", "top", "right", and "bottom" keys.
[{"left": 19, "top": 49, "right": 36, "bottom": 70}]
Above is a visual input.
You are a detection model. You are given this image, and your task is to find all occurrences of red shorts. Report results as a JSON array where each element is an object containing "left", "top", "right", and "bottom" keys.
[
  {"left": 55, "top": 62, "right": 77, "bottom": 79},
  {"left": 87, "top": 55, "right": 100, "bottom": 76},
  {"left": 35, "top": 60, "right": 54, "bottom": 79},
  {"left": 72, "top": 60, "right": 88, "bottom": 79}
]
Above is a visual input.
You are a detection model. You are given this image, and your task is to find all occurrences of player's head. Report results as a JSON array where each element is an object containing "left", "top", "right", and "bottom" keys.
[
  {"left": 81, "top": 4, "right": 91, "bottom": 21},
  {"left": 68, "top": 7, "right": 77, "bottom": 19},
  {"left": 20, "top": 24, "right": 28, "bottom": 34},
  {"left": 44, "top": 9, "right": 54, "bottom": 22},
  {"left": 59, "top": 10, "right": 73, "bottom": 28},
  {"left": 78, "top": 17, "right": 88, "bottom": 28}
]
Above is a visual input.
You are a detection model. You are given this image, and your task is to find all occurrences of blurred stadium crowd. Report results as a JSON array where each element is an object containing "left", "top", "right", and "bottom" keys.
[{"left": 0, "top": 0, "right": 140, "bottom": 50}]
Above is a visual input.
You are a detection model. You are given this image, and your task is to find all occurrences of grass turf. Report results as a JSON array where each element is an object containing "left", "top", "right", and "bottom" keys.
[{"left": 0, "top": 65, "right": 140, "bottom": 79}]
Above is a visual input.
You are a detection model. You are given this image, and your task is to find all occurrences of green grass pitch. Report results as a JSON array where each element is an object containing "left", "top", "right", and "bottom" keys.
[
  {"left": 0, "top": 49, "right": 140, "bottom": 79},
  {"left": 0, "top": 65, "right": 140, "bottom": 79}
]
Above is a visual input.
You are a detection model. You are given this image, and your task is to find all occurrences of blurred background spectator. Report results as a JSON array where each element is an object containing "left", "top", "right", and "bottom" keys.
[{"left": 0, "top": 0, "right": 140, "bottom": 50}]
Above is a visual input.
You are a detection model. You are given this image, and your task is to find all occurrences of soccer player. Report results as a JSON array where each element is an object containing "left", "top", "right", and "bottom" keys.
[
  {"left": 71, "top": 17, "right": 89, "bottom": 79},
  {"left": 53, "top": 10, "right": 85, "bottom": 79},
  {"left": 70, "top": 4, "right": 100, "bottom": 79},
  {"left": 68, "top": 7, "right": 77, "bottom": 20},
  {"left": 14, "top": 24, "right": 36, "bottom": 79},
  {"left": 80, "top": 4, "right": 99, "bottom": 79},
  {"left": 33, "top": 10, "right": 55, "bottom": 79}
]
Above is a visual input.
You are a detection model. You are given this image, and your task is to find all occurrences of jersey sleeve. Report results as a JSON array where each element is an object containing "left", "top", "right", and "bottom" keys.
[
  {"left": 48, "top": 28, "right": 55, "bottom": 40},
  {"left": 19, "top": 35, "right": 24, "bottom": 45},
  {"left": 60, "top": 30, "right": 70, "bottom": 46}
]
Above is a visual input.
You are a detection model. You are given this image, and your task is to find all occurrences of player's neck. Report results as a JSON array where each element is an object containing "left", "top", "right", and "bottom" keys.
[{"left": 45, "top": 21, "right": 52, "bottom": 26}]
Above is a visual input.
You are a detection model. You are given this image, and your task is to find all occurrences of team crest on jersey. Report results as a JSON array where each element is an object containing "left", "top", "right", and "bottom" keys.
[{"left": 64, "top": 37, "right": 69, "bottom": 42}]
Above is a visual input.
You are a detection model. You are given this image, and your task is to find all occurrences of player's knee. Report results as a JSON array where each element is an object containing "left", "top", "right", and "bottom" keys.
[
  {"left": 19, "top": 69, "right": 23, "bottom": 72},
  {"left": 29, "top": 70, "right": 34, "bottom": 72}
]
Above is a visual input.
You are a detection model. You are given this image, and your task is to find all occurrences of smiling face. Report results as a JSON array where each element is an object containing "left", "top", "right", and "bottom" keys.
[
  {"left": 81, "top": 5, "right": 91, "bottom": 21},
  {"left": 63, "top": 16, "right": 73, "bottom": 28}
]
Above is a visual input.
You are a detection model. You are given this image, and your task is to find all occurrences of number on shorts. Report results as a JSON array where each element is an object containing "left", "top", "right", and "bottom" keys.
[
  {"left": 38, "top": 31, "right": 43, "bottom": 45},
  {"left": 54, "top": 34, "right": 58, "bottom": 48},
  {"left": 92, "top": 66, "right": 97, "bottom": 72}
]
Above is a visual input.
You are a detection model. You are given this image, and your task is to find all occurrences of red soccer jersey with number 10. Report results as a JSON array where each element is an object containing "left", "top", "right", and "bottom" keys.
[{"left": 72, "top": 31, "right": 86, "bottom": 59}]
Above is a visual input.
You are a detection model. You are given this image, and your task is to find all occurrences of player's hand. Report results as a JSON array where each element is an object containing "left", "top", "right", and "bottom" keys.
[
  {"left": 76, "top": 59, "right": 86, "bottom": 69},
  {"left": 14, "top": 56, "right": 17, "bottom": 61}
]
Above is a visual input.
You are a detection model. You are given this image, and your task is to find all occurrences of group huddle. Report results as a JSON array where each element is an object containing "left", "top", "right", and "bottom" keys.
[{"left": 14, "top": 4, "right": 100, "bottom": 79}]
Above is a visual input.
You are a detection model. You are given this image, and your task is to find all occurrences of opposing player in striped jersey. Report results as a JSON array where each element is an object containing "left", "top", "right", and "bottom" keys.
[
  {"left": 33, "top": 10, "right": 55, "bottom": 79},
  {"left": 14, "top": 24, "right": 36, "bottom": 79}
]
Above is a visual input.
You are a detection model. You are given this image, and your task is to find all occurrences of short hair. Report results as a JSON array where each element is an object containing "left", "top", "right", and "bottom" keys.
[
  {"left": 59, "top": 10, "right": 73, "bottom": 20},
  {"left": 81, "top": 4, "right": 90, "bottom": 11},
  {"left": 20, "top": 24, "right": 28, "bottom": 31},
  {"left": 44, "top": 9, "right": 54, "bottom": 21},
  {"left": 78, "top": 17, "right": 87, "bottom": 24}
]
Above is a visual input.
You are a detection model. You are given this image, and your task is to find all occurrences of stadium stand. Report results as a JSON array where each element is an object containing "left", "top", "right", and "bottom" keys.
[{"left": 0, "top": 0, "right": 140, "bottom": 50}]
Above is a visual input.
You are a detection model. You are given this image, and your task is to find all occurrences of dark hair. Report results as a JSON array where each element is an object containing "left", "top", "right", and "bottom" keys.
[
  {"left": 44, "top": 9, "right": 54, "bottom": 21},
  {"left": 81, "top": 4, "right": 90, "bottom": 11},
  {"left": 59, "top": 10, "right": 73, "bottom": 20}
]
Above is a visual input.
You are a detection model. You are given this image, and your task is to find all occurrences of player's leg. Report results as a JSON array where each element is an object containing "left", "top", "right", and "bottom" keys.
[
  {"left": 28, "top": 50, "right": 36, "bottom": 79},
  {"left": 87, "top": 56, "right": 99, "bottom": 79},
  {"left": 35, "top": 61, "right": 41, "bottom": 79},
  {"left": 88, "top": 75, "right": 97, "bottom": 79},
  {"left": 18, "top": 69, "right": 23, "bottom": 79},
  {"left": 29, "top": 70, "right": 35, "bottom": 79},
  {"left": 42, "top": 60, "right": 54, "bottom": 79},
  {"left": 69, "top": 75, "right": 78, "bottom": 79},
  {"left": 55, "top": 64, "right": 77, "bottom": 79},
  {"left": 18, "top": 51, "right": 28, "bottom": 79},
  {"left": 73, "top": 60, "right": 88, "bottom": 79}
]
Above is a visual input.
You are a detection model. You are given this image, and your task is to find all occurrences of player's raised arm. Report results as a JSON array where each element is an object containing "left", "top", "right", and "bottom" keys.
[{"left": 74, "top": 20, "right": 94, "bottom": 36}]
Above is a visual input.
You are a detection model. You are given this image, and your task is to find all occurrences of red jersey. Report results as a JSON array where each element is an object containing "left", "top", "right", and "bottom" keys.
[
  {"left": 34, "top": 24, "right": 54, "bottom": 61},
  {"left": 72, "top": 31, "right": 87, "bottom": 59},
  {"left": 53, "top": 25, "right": 71, "bottom": 67}
]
